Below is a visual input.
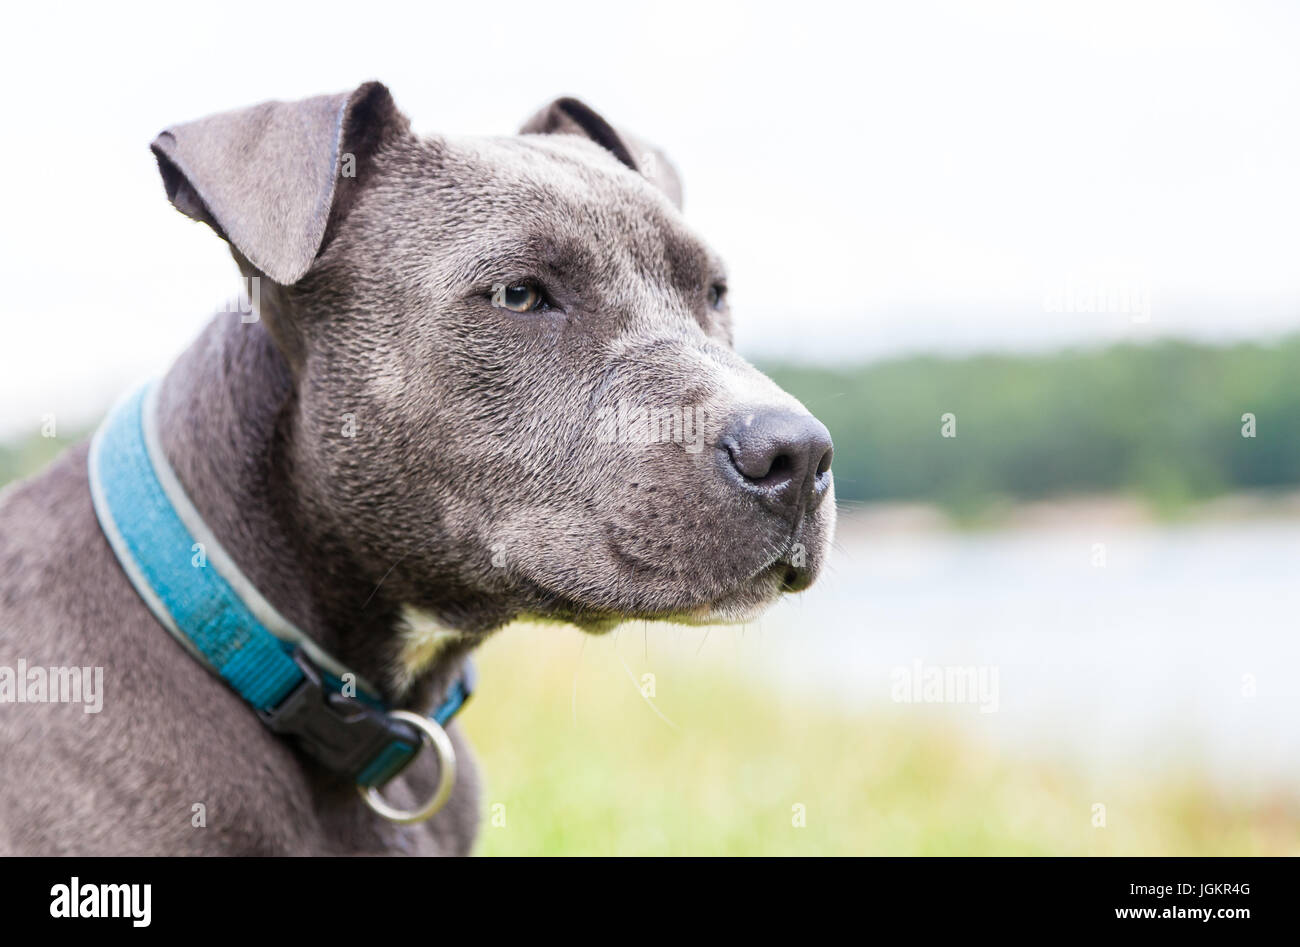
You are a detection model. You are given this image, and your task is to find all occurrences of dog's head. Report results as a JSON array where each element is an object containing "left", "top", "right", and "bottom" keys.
[{"left": 152, "top": 82, "right": 835, "bottom": 634}]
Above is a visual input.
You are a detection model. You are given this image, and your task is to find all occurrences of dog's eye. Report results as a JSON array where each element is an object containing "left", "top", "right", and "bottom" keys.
[
  {"left": 491, "top": 282, "right": 548, "bottom": 313},
  {"left": 708, "top": 283, "right": 727, "bottom": 310}
]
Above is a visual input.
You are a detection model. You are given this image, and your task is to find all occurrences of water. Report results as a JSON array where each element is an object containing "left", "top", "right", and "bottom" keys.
[{"left": 726, "top": 516, "right": 1300, "bottom": 785}]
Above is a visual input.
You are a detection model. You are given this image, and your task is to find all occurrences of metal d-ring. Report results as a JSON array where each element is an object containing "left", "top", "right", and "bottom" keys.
[{"left": 358, "top": 710, "right": 457, "bottom": 824}]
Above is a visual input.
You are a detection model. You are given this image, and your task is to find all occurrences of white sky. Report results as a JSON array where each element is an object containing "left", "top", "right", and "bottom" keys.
[{"left": 2, "top": 0, "right": 1299, "bottom": 435}]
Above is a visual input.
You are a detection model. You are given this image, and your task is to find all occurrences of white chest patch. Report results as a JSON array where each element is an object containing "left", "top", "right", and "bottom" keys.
[{"left": 391, "top": 605, "right": 467, "bottom": 694}]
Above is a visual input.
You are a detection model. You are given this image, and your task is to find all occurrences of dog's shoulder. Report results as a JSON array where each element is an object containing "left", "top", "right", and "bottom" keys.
[
  {"left": 0, "top": 445, "right": 476, "bottom": 855},
  {"left": 0, "top": 445, "right": 291, "bottom": 852},
  {"left": 0, "top": 442, "right": 107, "bottom": 627}
]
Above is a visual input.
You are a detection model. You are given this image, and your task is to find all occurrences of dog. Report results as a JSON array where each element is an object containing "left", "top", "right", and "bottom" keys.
[{"left": 0, "top": 83, "right": 834, "bottom": 855}]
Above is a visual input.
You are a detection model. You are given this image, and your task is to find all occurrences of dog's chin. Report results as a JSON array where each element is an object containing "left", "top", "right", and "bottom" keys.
[
  {"left": 556, "top": 561, "right": 789, "bottom": 634},
  {"left": 661, "top": 561, "right": 789, "bottom": 626}
]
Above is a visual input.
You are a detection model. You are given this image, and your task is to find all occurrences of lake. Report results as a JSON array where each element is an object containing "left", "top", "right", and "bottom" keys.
[{"left": 685, "top": 510, "right": 1300, "bottom": 787}]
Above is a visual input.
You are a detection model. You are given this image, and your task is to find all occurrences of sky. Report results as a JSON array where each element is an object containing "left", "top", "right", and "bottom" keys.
[{"left": 1, "top": 0, "right": 1298, "bottom": 435}]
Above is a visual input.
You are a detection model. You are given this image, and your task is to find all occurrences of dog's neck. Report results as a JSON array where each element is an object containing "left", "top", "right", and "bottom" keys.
[{"left": 153, "top": 313, "right": 469, "bottom": 709}]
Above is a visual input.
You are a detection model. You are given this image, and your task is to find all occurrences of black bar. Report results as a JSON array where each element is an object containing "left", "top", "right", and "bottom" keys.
[{"left": 1, "top": 856, "right": 1289, "bottom": 933}]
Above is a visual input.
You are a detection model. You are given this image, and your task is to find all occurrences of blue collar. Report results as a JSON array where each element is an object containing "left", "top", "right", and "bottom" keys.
[{"left": 88, "top": 382, "right": 472, "bottom": 821}]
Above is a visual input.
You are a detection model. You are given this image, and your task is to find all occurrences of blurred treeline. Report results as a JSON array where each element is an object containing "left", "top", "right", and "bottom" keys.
[
  {"left": 762, "top": 335, "right": 1300, "bottom": 518},
  {"left": 3, "top": 336, "right": 1299, "bottom": 517}
]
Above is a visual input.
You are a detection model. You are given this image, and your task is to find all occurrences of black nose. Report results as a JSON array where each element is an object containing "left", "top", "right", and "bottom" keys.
[{"left": 720, "top": 409, "right": 833, "bottom": 515}]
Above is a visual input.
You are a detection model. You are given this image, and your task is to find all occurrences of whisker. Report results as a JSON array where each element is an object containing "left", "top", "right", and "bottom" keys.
[{"left": 613, "top": 642, "right": 680, "bottom": 732}]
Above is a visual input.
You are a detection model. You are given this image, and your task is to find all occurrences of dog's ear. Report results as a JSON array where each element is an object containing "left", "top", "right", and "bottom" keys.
[
  {"left": 521, "top": 97, "right": 683, "bottom": 209},
  {"left": 151, "top": 81, "right": 408, "bottom": 285}
]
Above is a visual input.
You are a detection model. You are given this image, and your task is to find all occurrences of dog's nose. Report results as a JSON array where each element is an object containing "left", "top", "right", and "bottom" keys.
[{"left": 720, "top": 409, "right": 833, "bottom": 515}]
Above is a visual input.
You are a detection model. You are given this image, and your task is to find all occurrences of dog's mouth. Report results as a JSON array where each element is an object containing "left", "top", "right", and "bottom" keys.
[{"left": 494, "top": 492, "right": 831, "bottom": 634}]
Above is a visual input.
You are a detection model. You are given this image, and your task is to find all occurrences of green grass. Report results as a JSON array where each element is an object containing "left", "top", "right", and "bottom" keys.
[{"left": 462, "top": 623, "right": 1300, "bottom": 856}]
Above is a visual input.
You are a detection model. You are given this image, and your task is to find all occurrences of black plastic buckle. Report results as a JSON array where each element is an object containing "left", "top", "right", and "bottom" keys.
[{"left": 257, "top": 648, "right": 420, "bottom": 782}]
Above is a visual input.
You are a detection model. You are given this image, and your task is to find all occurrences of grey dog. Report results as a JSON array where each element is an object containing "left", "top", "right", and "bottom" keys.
[{"left": 0, "top": 83, "right": 835, "bottom": 855}]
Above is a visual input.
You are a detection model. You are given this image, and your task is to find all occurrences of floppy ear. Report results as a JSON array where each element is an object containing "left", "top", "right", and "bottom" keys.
[
  {"left": 520, "top": 97, "right": 683, "bottom": 209},
  {"left": 151, "top": 81, "right": 408, "bottom": 285}
]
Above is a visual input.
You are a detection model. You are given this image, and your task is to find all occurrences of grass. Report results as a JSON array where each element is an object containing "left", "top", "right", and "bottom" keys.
[{"left": 461, "top": 622, "right": 1300, "bottom": 856}]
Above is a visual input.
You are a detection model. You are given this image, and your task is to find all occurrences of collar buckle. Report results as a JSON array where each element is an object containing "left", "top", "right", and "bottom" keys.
[{"left": 257, "top": 648, "right": 420, "bottom": 785}]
